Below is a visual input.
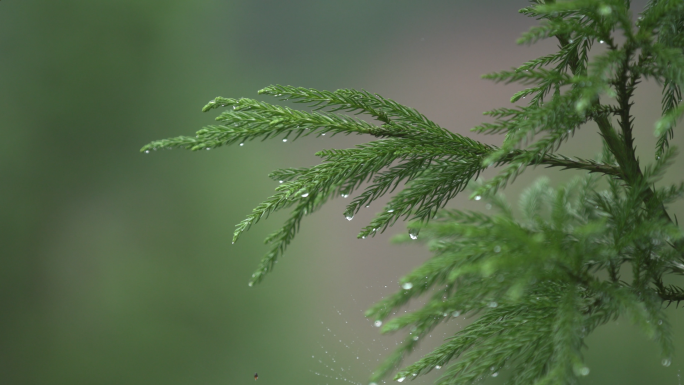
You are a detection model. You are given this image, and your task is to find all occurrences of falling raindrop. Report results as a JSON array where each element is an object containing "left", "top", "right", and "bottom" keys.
[
  {"left": 374, "top": 320, "right": 382, "bottom": 327},
  {"left": 409, "top": 228, "right": 419, "bottom": 240},
  {"left": 402, "top": 282, "right": 413, "bottom": 290}
]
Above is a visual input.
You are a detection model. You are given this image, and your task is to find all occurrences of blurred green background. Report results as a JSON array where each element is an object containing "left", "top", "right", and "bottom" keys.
[{"left": 1, "top": 1, "right": 683, "bottom": 384}]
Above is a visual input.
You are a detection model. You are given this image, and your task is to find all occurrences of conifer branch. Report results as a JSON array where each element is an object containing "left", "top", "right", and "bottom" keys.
[{"left": 143, "top": 1, "right": 684, "bottom": 383}]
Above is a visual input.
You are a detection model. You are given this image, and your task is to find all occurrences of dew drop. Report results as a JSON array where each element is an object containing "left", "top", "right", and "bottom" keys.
[
  {"left": 494, "top": 245, "right": 501, "bottom": 253},
  {"left": 488, "top": 301, "right": 498, "bottom": 308},
  {"left": 240, "top": 143, "right": 244, "bottom": 146},
  {"left": 345, "top": 215, "right": 354, "bottom": 221},
  {"left": 435, "top": 366, "right": 441, "bottom": 370},
  {"left": 663, "top": 358, "right": 672, "bottom": 367},
  {"left": 282, "top": 139, "right": 288, "bottom": 142},
  {"left": 387, "top": 209, "right": 394, "bottom": 213},
  {"left": 578, "top": 366, "right": 590, "bottom": 376},
  {"left": 412, "top": 336, "right": 419, "bottom": 341},
  {"left": 144, "top": 150, "right": 150, "bottom": 154},
  {"left": 301, "top": 193, "right": 309, "bottom": 198},
  {"left": 374, "top": 320, "right": 383, "bottom": 327},
  {"left": 474, "top": 195, "right": 482, "bottom": 201},
  {"left": 599, "top": 40, "right": 605, "bottom": 44},
  {"left": 402, "top": 282, "right": 413, "bottom": 290},
  {"left": 248, "top": 282, "right": 253, "bottom": 287},
  {"left": 491, "top": 372, "right": 499, "bottom": 378},
  {"left": 279, "top": 180, "right": 283, "bottom": 184},
  {"left": 396, "top": 377, "right": 405, "bottom": 383}
]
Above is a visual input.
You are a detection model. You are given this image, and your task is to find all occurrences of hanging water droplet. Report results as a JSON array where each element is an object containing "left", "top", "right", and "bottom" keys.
[
  {"left": 663, "top": 358, "right": 672, "bottom": 367},
  {"left": 488, "top": 301, "right": 498, "bottom": 308},
  {"left": 301, "top": 193, "right": 309, "bottom": 198},
  {"left": 145, "top": 150, "right": 150, "bottom": 154},
  {"left": 282, "top": 139, "right": 288, "bottom": 142},
  {"left": 248, "top": 282, "right": 253, "bottom": 287},
  {"left": 409, "top": 228, "right": 419, "bottom": 240},
  {"left": 341, "top": 193, "right": 349, "bottom": 198},
  {"left": 578, "top": 366, "right": 590, "bottom": 376},
  {"left": 402, "top": 282, "right": 413, "bottom": 290},
  {"left": 387, "top": 209, "right": 394, "bottom": 213},
  {"left": 279, "top": 180, "right": 283, "bottom": 184},
  {"left": 374, "top": 320, "right": 382, "bottom": 327},
  {"left": 240, "top": 143, "right": 244, "bottom": 146},
  {"left": 412, "top": 336, "right": 419, "bottom": 341},
  {"left": 435, "top": 366, "right": 441, "bottom": 370},
  {"left": 491, "top": 372, "right": 499, "bottom": 378},
  {"left": 599, "top": 40, "right": 605, "bottom": 44},
  {"left": 569, "top": 39, "right": 574, "bottom": 43},
  {"left": 412, "top": 374, "right": 417, "bottom": 377},
  {"left": 474, "top": 195, "right": 482, "bottom": 201},
  {"left": 396, "top": 377, "right": 405, "bottom": 383},
  {"left": 345, "top": 214, "right": 354, "bottom": 221},
  {"left": 494, "top": 245, "right": 501, "bottom": 253},
  {"left": 206, "top": 147, "right": 211, "bottom": 150},
  {"left": 452, "top": 310, "right": 461, "bottom": 317}
]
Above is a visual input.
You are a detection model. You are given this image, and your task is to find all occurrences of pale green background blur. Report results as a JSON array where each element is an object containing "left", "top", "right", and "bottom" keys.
[{"left": 1, "top": 1, "right": 683, "bottom": 385}]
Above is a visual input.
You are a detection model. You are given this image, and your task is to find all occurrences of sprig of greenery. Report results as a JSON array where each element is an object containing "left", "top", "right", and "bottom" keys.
[{"left": 143, "top": 1, "right": 684, "bottom": 384}]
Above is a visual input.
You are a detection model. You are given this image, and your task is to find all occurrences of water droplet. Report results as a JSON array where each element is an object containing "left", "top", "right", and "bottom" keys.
[
  {"left": 663, "top": 358, "right": 672, "bottom": 367},
  {"left": 491, "top": 372, "right": 499, "bottom": 377},
  {"left": 240, "top": 143, "right": 244, "bottom": 146},
  {"left": 402, "top": 282, "right": 413, "bottom": 290},
  {"left": 374, "top": 320, "right": 382, "bottom": 327},
  {"left": 599, "top": 40, "right": 605, "bottom": 44},
  {"left": 341, "top": 193, "right": 349, "bottom": 198},
  {"left": 396, "top": 377, "right": 405, "bottom": 383},
  {"left": 494, "top": 245, "right": 501, "bottom": 253},
  {"left": 475, "top": 195, "right": 482, "bottom": 201},
  {"left": 279, "top": 180, "right": 283, "bottom": 184},
  {"left": 282, "top": 139, "right": 288, "bottom": 142},
  {"left": 578, "top": 366, "right": 590, "bottom": 376},
  {"left": 658, "top": 319, "right": 663, "bottom": 325},
  {"left": 452, "top": 310, "right": 461, "bottom": 317},
  {"left": 387, "top": 209, "right": 394, "bottom": 213},
  {"left": 412, "top": 336, "right": 419, "bottom": 341},
  {"left": 345, "top": 215, "right": 354, "bottom": 221},
  {"left": 485, "top": 204, "right": 492, "bottom": 210},
  {"left": 488, "top": 301, "right": 498, "bottom": 308},
  {"left": 248, "top": 282, "right": 253, "bottom": 287},
  {"left": 301, "top": 193, "right": 309, "bottom": 198},
  {"left": 206, "top": 147, "right": 211, "bottom": 150},
  {"left": 144, "top": 150, "right": 150, "bottom": 154},
  {"left": 569, "top": 39, "right": 574, "bottom": 43},
  {"left": 409, "top": 228, "right": 419, "bottom": 240},
  {"left": 435, "top": 366, "right": 441, "bottom": 370}
]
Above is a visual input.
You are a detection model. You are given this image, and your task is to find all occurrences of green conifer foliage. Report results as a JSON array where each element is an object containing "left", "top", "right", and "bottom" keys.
[{"left": 142, "top": 1, "right": 684, "bottom": 383}]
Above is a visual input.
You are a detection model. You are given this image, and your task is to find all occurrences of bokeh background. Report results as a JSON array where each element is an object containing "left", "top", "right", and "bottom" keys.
[{"left": 2, "top": 1, "right": 683, "bottom": 384}]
